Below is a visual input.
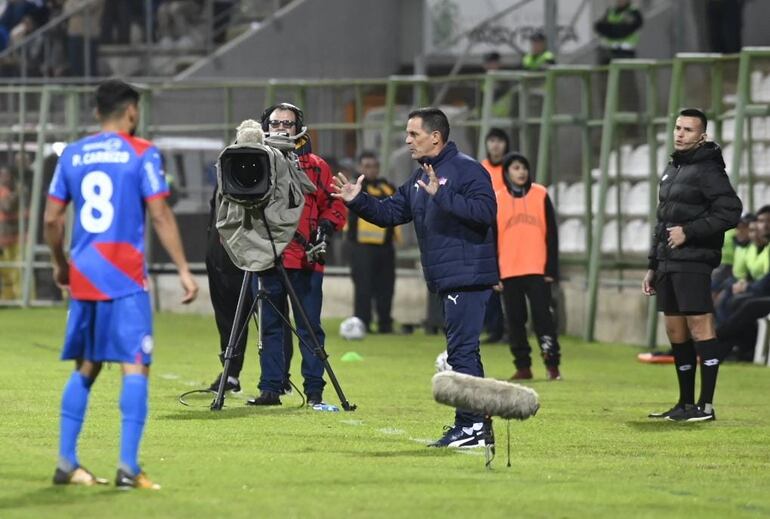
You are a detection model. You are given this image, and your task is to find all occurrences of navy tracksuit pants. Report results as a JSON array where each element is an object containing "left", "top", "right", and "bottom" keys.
[{"left": 442, "top": 287, "right": 491, "bottom": 426}]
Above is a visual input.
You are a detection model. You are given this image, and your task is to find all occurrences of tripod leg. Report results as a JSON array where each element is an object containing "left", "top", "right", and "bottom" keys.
[
  {"left": 275, "top": 264, "right": 356, "bottom": 411},
  {"left": 211, "top": 271, "right": 254, "bottom": 411}
]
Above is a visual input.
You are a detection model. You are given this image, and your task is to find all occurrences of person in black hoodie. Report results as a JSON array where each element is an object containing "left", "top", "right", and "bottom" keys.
[{"left": 643, "top": 108, "right": 742, "bottom": 422}]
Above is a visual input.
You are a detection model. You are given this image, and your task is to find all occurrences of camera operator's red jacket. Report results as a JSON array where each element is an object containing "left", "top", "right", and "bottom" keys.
[{"left": 283, "top": 152, "right": 347, "bottom": 272}]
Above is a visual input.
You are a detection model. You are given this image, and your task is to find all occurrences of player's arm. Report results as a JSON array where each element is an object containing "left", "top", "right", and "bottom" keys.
[
  {"left": 146, "top": 197, "right": 198, "bottom": 304},
  {"left": 43, "top": 197, "right": 69, "bottom": 288}
]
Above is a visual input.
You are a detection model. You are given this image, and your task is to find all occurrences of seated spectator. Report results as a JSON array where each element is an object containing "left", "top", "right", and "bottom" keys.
[
  {"left": 0, "top": 0, "right": 48, "bottom": 51},
  {"left": 156, "top": 0, "right": 202, "bottom": 48},
  {"left": 64, "top": 0, "right": 103, "bottom": 76},
  {"left": 715, "top": 210, "right": 769, "bottom": 323},
  {"left": 713, "top": 213, "right": 752, "bottom": 290},
  {"left": 100, "top": 0, "right": 131, "bottom": 44}
]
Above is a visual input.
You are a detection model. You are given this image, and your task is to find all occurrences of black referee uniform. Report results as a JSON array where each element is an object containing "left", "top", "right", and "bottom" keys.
[{"left": 648, "top": 140, "right": 741, "bottom": 419}]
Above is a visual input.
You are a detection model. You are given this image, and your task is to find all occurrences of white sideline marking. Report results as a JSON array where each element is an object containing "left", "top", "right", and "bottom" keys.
[
  {"left": 340, "top": 419, "right": 364, "bottom": 426},
  {"left": 159, "top": 373, "right": 180, "bottom": 380},
  {"left": 377, "top": 427, "right": 405, "bottom": 435}
]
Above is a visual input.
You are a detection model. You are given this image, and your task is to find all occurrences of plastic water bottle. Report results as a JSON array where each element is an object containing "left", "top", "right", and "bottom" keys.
[{"left": 312, "top": 403, "right": 339, "bottom": 412}]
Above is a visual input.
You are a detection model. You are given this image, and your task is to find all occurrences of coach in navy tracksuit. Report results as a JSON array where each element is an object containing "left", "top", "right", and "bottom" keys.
[{"left": 332, "top": 107, "right": 498, "bottom": 448}]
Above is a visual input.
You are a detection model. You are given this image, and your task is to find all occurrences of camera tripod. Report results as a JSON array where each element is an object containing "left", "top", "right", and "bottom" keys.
[{"left": 211, "top": 214, "right": 356, "bottom": 412}]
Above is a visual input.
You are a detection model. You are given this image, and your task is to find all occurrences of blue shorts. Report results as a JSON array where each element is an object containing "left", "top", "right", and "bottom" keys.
[{"left": 61, "top": 291, "right": 154, "bottom": 365}]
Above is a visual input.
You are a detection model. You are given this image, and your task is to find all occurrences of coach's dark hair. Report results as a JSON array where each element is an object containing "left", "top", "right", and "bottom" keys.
[
  {"left": 95, "top": 80, "right": 140, "bottom": 119},
  {"left": 357, "top": 150, "right": 378, "bottom": 163},
  {"left": 408, "top": 107, "right": 450, "bottom": 143},
  {"left": 679, "top": 108, "right": 708, "bottom": 133}
]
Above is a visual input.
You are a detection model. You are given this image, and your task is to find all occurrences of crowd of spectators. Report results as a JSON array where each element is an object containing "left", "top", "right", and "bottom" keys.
[{"left": 0, "top": 0, "right": 239, "bottom": 77}]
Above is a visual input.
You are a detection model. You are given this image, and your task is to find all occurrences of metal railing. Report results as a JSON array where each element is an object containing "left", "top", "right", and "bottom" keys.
[{"left": 2, "top": 49, "right": 770, "bottom": 348}]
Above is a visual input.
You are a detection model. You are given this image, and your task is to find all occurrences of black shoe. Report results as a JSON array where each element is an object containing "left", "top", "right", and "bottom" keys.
[
  {"left": 53, "top": 466, "right": 108, "bottom": 486},
  {"left": 280, "top": 379, "right": 293, "bottom": 396},
  {"left": 245, "top": 391, "right": 281, "bottom": 406},
  {"left": 115, "top": 468, "right": 160, "bottom": 490},
  {"left": 428, "top": 422, "right": 489, "bottom": 448},
  {"left": 667, "top": 404, "right": 716, "bottom": 422},
  {"left": 208, "top": 373, "right": 241, "bottom": 393},
  {"left": 306, "top": 393, "right": 323, "bottom": 406},
  {"left": 648, "top": 402, "right": 684, "bottom": 419}
]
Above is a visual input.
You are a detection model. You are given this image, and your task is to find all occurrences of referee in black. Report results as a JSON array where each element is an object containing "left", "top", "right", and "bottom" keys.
[{"left": 643, "top": 108, "right": 742, "bottom": 422}]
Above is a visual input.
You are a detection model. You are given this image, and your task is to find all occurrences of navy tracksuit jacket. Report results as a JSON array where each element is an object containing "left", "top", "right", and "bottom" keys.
[{"left": 347, "top": 141, "right": 498, "bottom": 425}]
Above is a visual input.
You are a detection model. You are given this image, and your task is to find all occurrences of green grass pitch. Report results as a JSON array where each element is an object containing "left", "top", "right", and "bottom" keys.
[{"left": 1, "top": 308, "right": 770, "bottom": 518}]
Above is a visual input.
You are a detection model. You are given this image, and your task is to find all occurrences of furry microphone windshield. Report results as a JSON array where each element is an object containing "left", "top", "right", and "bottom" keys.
[{"left": 432, "top": 371, "right": 540, "bottom": 420}]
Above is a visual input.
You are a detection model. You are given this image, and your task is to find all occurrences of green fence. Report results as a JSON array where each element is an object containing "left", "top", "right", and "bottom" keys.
[{"left": 2, "top": 49, "right": 769, "bottom": 347}]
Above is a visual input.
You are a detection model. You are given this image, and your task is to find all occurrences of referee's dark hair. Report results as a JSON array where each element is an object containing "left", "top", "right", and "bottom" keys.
[
  {"left": 95, "top": 79, "right": 140, "bottom": 120},
  {"left": 408, "top": 107, "right": 450, "bottom": 144},
  {"left": 679, "top": 108, "right": 708, "bottom": 133}
]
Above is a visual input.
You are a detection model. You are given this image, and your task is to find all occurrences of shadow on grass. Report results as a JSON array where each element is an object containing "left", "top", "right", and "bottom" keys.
[
  {"left": 328, "top": 448, "right": 453, "bottom": 459},
  {"left": 624, "top": 420, "right": 711, "bottom": 432},
  {"left": 160, "top": 406, "right": 313, "bottom": 421},
  {"left": 0, "top": 485, "right": 130, "bottom": 511}
]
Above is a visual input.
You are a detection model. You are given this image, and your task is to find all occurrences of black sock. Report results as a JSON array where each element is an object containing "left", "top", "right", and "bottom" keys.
[
  {"left": 671, "top": 340, "right": 696, "bottom": 406},
  {"left": 695, "top": 338, "right": 730, "bottom": 408}
]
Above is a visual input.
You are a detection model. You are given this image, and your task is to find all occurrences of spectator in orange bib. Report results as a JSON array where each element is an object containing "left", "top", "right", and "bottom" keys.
[{"left": 494, "top": 152, "right": 561, "bottom": 381}]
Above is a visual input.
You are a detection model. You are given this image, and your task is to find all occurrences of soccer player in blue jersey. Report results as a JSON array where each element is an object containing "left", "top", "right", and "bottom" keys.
[{"left": 44, "top": 80, "right": 198, "bottom": 489}]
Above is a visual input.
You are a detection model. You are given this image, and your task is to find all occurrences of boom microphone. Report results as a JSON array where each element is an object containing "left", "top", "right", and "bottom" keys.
[{"left": 432, "top": 371, "right": 539, "bottom": 420}]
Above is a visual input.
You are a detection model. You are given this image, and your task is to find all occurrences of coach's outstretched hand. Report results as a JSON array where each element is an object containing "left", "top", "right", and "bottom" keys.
[
  {"left": 330, "top": 173, "right": 364, "bottom": 202},
  {"left": 417, "top": 164, "right": 440, "bottom": 195}
]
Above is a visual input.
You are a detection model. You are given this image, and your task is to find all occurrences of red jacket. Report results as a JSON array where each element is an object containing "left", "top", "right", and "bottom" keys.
[{"left": 282, "top": 152, "right": 347, "bottom": 271}]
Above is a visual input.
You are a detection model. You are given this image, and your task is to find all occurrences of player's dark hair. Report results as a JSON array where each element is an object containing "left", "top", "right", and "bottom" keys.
[
  {"left": 679, "top": 108, "right": 708, "bottom": 133},
  {"left": 357, "top": 150, "right": 378, "bottom": 163},
  {"left": 95, "top": 80, "right": 140, "bottom": 119},
  {"left": 408, "top": 107, "right": 450, "bottom": 143},
  {"left": 757, "top": 205, "right": 770, "bottom": 216}
]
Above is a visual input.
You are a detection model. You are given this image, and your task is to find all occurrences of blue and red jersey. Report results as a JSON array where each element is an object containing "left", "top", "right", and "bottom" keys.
[{"left": 48, "top": 131, "right": 169, "bottom": 301}]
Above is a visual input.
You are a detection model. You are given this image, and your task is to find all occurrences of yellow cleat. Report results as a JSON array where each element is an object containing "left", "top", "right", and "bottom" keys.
[
  {"left": 53, "top": 466, "right": 109, "bottom": 486},
  {"left": 115, "top": 469, "right": 161, "bottom": 490}
]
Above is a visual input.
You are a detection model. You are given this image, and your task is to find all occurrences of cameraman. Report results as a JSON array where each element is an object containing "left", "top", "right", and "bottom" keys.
[{"left": 247, "top": 102, "right": 347, "bottom": 406}]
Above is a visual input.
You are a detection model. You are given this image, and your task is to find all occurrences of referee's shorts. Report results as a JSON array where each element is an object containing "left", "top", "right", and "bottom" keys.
[{"left": 655, "top": 271, "right": 714, "bottom": 315}]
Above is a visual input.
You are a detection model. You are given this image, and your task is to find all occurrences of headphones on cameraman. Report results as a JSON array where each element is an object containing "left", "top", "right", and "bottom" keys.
[{"left": 260, "top": 102, "right": 305, "bottom": 132}]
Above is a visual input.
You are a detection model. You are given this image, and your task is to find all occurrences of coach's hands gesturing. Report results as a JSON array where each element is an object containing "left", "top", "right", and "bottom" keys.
[
  {"left": 417, "top": 164, "right": 440, "bottom": 195},
  {"left": 331, "top": 173, "right": 364, "bottom": 202}
]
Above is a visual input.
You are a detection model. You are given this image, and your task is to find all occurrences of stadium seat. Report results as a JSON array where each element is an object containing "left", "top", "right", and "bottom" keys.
[
  {"left": 624, "top": 181, "right": 650, "bottom": 216},
  {"left": 592, "top": 182, "right": 629, "bottom": 216},
  {"left": 622, "top": 219, "right": 650, "bottom": 253},
  {"left": 560, "top": 182, "right": 585, "bottom": 216},
  {"left": 600, "top": 220, "right": 619, "bottom": 254},
  {"left": 625, "top": 144, "right": 650, "bottom": 178},
  {"left": 559, "top": 218, "right": 586, "bottom": 253}
]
